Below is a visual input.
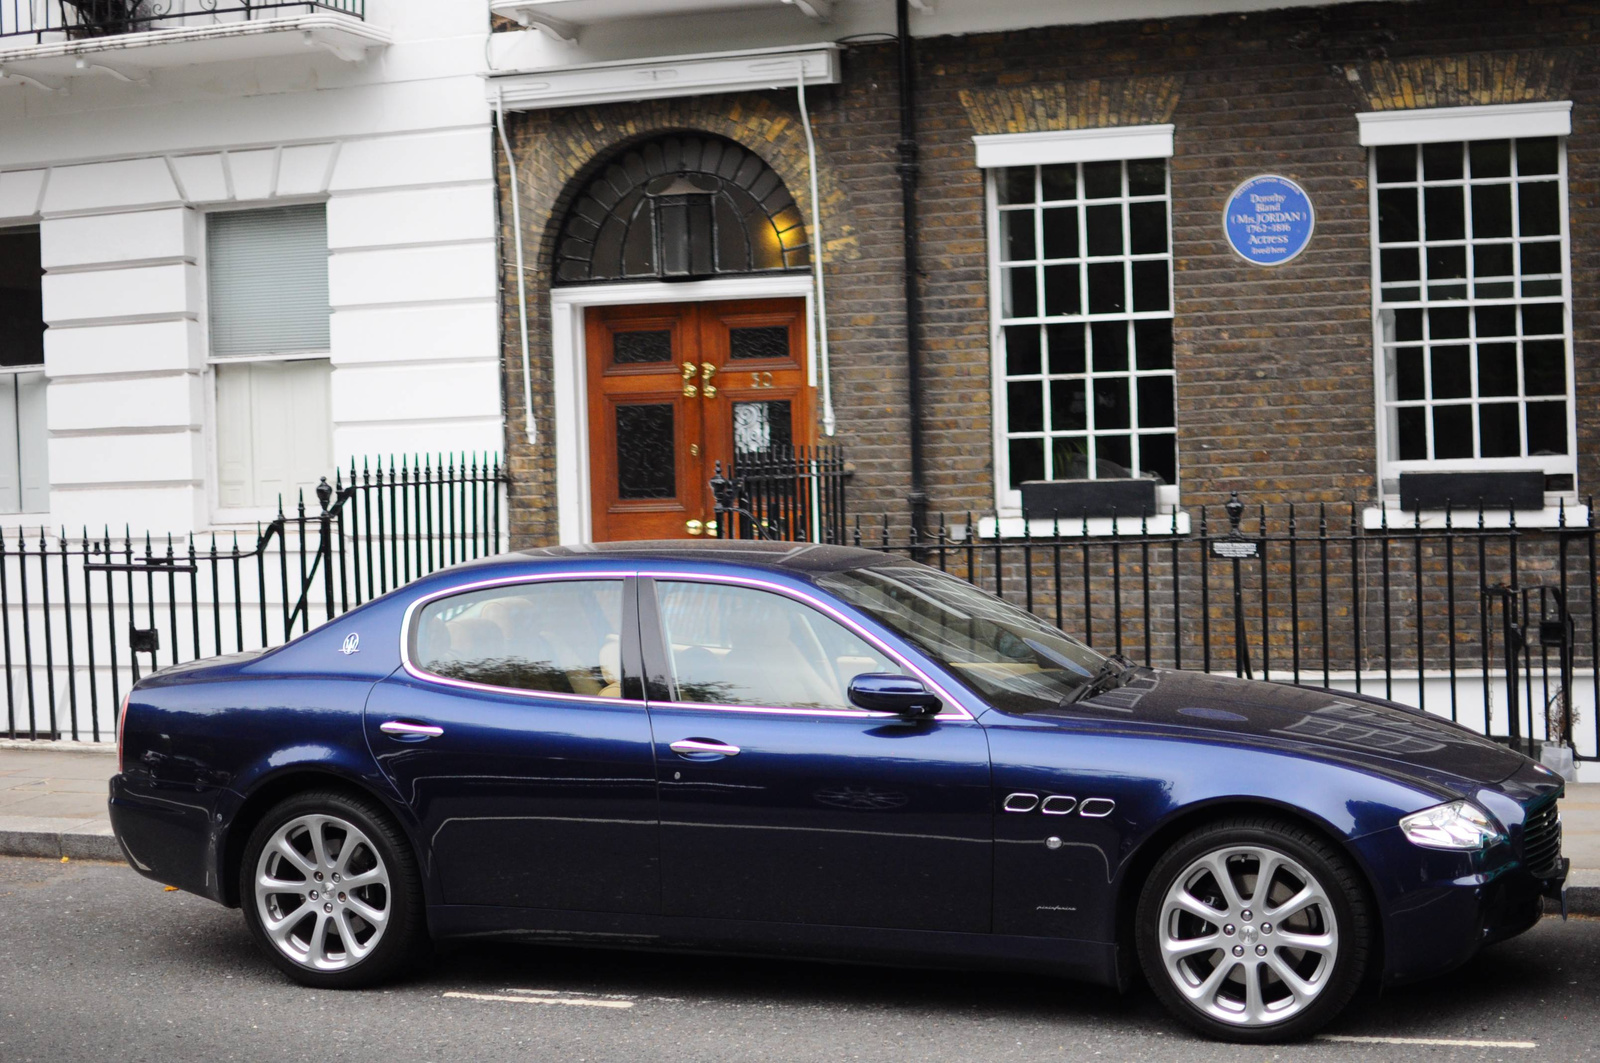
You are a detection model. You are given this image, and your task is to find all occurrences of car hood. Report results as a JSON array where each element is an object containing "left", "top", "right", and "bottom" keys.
[{"left": 1049, "top": 667, "right": 1531, "bottom": 793}]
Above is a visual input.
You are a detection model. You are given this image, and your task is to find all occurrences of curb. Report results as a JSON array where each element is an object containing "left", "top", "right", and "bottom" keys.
[{"left": 0, "top": 828, "right": 122, "bottom": 862}]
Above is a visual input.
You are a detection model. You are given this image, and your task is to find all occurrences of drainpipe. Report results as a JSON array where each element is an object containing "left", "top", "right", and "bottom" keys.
[{"left": 896, "top": 0, "right": 928, "bottom": 534}]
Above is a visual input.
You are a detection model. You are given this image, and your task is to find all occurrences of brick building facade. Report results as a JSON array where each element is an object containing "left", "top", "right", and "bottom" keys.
[{"left": 489, "top": 0, "right": 1599, "bottom": 545}]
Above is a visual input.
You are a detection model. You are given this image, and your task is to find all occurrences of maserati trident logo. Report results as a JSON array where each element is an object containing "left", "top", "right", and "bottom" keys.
[{"left": 339, "top": 633, "right": 360, "bottom": 656}]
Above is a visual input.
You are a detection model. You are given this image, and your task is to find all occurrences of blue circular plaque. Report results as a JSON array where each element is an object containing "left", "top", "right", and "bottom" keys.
[{"left": 1223, "top": 174, "right": 1315, "bottom": 266}]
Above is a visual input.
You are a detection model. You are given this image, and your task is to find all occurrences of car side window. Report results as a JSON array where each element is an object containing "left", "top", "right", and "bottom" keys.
[
  {"left": 411, "top": 580, "right": 626, "bottom": 698},
  {"left": 655, "top": 581, "right": 901, "bottom": 710}
]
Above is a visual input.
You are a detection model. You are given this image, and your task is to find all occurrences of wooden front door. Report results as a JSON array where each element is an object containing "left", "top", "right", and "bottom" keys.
[{"left": 587, "top": 298, "right": 811, "bottom": 542}]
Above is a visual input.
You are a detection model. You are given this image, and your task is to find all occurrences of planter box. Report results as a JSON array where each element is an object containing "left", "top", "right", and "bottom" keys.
[
  {"left": 1399, "top": 470, "right": 1544, "bottom": 512},
  {"left": 1020, "top": 478, "right": 1158, "bottom": 520}
]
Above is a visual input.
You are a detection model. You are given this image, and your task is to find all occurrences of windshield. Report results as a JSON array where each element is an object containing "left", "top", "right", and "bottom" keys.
[{"left": 817, "top": 561, "right": 1110, "bottom": 714}]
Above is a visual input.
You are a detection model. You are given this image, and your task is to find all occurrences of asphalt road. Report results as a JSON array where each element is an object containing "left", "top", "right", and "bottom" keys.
[{"left": 2, "top": 856, "right": 1597, "bottom": 1063}]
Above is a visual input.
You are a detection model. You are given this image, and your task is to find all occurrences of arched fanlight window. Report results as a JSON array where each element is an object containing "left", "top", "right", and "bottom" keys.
[{"left": 555, "top": 135, "right": 810, "bottom": 285}]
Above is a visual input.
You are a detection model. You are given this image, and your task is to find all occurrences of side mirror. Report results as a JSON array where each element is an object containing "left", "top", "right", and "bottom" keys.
[{"left": 848, "top": 673, "right": 942, "bottom": 718}]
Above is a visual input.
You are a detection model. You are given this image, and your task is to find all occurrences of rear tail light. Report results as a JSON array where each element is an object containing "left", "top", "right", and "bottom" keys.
[{"left": 116, "top": 692, "right": 131, "bottom": 774}]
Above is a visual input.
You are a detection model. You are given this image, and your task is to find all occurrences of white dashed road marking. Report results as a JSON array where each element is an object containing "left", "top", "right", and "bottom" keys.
[
  {"left": 443, "top": 990, "right": 635, "bottom": 1010},
  {"left": 1318, "top": 1035, "right": 1537, "bottom": 1049}
]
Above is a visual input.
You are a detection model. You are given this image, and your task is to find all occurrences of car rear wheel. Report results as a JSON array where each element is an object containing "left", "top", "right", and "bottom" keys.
[
  {"left": 240, "top": 789, "right": 426, "bottom": 988},
  {"left": 1135, "top": 817, "right": 1371, "bottom": 1042}
]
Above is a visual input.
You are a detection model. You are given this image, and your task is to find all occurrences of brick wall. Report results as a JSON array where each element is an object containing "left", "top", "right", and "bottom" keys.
[{"left": 498, "top": 0, "right": 1600, "bottom": 544}]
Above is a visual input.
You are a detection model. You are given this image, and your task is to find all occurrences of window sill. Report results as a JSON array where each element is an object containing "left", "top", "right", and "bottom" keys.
[
  {"left": 960, "top": 511, "right": 1191, "bottom": 540},
  {"left": 1362, "top": 503, "right": 1589, "bottom": 531}
]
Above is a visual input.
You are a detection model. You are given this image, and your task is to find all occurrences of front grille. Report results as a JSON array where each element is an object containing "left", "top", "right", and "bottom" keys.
[{"left": 1521, "top": 800, "right": 1563, "bottom": 877}]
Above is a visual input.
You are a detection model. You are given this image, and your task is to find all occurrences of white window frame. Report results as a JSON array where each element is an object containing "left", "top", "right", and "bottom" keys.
[
  {"left": 0, "top": 224, "right": 49, "bottom": 518},
  {"left": 200, "top": 198, "right": 333, "bottom": 524},
  {"left": 975, "top": 124, "right": 1180, "bottom": 524},
  {"left": 1360, "top": 102, "right": 1578, "bottom": 499}
]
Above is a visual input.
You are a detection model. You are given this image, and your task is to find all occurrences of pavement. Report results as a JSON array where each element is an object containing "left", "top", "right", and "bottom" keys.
[
  {"left": 2, "top": 741, "right": 1597, "bottom": 911},
  {"left": 4, "top": 852, "right": 1600, "bottom": 1061}
]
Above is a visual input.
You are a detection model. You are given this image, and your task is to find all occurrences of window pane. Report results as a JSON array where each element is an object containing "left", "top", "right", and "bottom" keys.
[
  {"left": 1433, "top": 405, "right": 1472, "bottom": 459},
  {"left": 412, "top": 581, "right": 625, "bottom": 697},
  {"left": 1131, "top": 261, "right": 1169, "bottom": 312},
  {"left": 1096, "top": 434, "right": 1132, "bottom": 475},
  {"left": 1127, "top": 159, "right": 1165, "bottom": 196},
  {"left": 1083, "top": 161, "right": 1120, "bottom": 198},
  {"left": 1004, "top": 325, "right": 1041, "bottom": 376},
  {"left": 1523, "top": 303, "right": 1562, "bottom": 336},
  {"left": 1475, "top": 305, "right": 1515, "bottom": 338},
  {"left": 1475, "top": 243, "right": 1512, "bottom": 280},
  {"left": 1519, "top": 182, "right": 1559, "bottom": 237},
  {"left": 1090, "top": 321, "right": 1128, "bottom": 371},
  {"left": 1522, "top": 340, "right": 1564, "bottom": 396},
  {"left": 1397, "top": 406, "right": 1427, "bottom": 460},
  {"left": 1041, "top": 208, "right": 1078, "bottom": 259},
  {"left": 999, "top": 167, "right": 1034, "bottom": 205},
  {"left": 1526, "top": 401, "right": 1567, "bottom": 455},
  {"left": 207, "top": 204, "right": 330, "bottom": 357},
  {"left": 1000, "top": 210, "right": 1035, "bottom": 261},
  {"left": 1521, "top": 241, "right": 1560, "bottom": 277},
  {"left": 1477, "top": 344, "right": 1517, "bottom": 397},
  {"left": 1422, "top": 142, "right": 1463, "bottom": 181},
  {"left": 1375, "top": 145, "right": 1416, "bottom": 184},
  {"left": 1429, "top": 307, "right": 1469, "bottom": 340},
  {"left": 1137, "top": 376, "right": 1174, "bottom": 428},
  {"left": 1047, "top": 324, "right": 1086, "bottom": 374},
  {"left": 1471, "top": 184, "right": 1512, "bottom": 239},
  {"left": 1381, "top": 248, "right": 1420, "bottom": 285},
  {"left": 1395, "top": 348, "right": 1425, "bottom": 401},
  {"left": 1040, "top": 164, "right": 1076, "bottom": 201},
  {"left": 1479, "top": 403, "right": 1521, "bottom": 457},
  {"left": 1424, "top": 186, "right": 1465, "bottom": 241},
  {"left": 1050, "top": 380, "right": 1087, "bottom": 431},
  {"left": 1134, "top": 319, "right": 1173, "bottom": 370},
  {"left": 1378, "top": 189, "right": 1419, "bottom": 243},
  {"left": 1003, "top": 267, "right": 1037, "bottom": 318},
  {"left": 1517, "top": 138, "right": 1558, "bottom": 176},
  {"left": 1094, "top": 378, "right": 1130, "bottom": 430},
  {"left": 1470, "top": 140, "right": 1511, "bottom": 178},
  {"left": 613, "top": 329, "right": 673, "bottom": 364},
  {"left": 1129, "top": 201, "right": 1167, "bottom": 254},
  {"left": 1430, "top": 346, "right": 1471, "bottom": 399},
  {"left": 1139, "top": 433, "right": 1176, "bottom": 485},
  {"left": 615, "top": 404, "right": 677, "bottom": 499},
  {"left": 1085, "top": 204, "right": 1123, "bottom": 255},
  {"left": 1043, "top": 264, "right": 1081, "bottom": 316},
  {"left": 657, "top": 582, "right": 899, "bottom": 710},
  {"left": 1009, "top": 438, "right": 1044, "bottom": 488},
  {"left": 1007, "top": 380, "right": 1043, "bottom": 432},
  {"left": 1086, "top": 263, "right": 1124, "bottom": 314}
]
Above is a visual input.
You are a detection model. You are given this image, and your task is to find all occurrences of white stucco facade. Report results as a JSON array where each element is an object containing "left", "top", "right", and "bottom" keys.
[{"left": 0, "top": 1, "right": 501, "bottom": 535}]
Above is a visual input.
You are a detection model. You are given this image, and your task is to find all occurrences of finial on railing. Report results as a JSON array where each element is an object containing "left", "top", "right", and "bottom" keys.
[
  {"left": 1225, "top": 491, "right": 1244, "bottom": 533},
  {"left": 316, "top": 476, "right": 333, "bottom": 514}
]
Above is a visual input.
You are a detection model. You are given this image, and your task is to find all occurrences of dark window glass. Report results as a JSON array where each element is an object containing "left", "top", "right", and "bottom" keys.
[
  {"left": 1520, "top": 241, "right": 1561, "bottom": 277},
  {"left": 1086, "top": 263, "right": 1124, "bottom": 314},
  {"left": 1094, "top": 378, "right": 1130, "bottom": 430},
  {"left": 1096, "top": 434, "right": 1132, "bottom": 474},
  {"left": 1395, "top": 348, "right": 1425, "bottom": 400},
  {"left": 1007, "top": 381, "right": 1043, "bottom": 432},
  {"left": 1428, "top": 245, "right": 1467, "bottom": 283},
  {"left": 1001, "top": 167, "right": 1034, "bottom": 205},
  {"left": 1526, "top": 401, "right": 1567, "bottom": 454},
  {"left": 1519, "top": 182, "right": 1559, "bottom": 237},
  {"left": 1127, "top": 158, "right": 1165, "bottom": 196},
  {"left": 612, "top": 329, "right": 672, "bottom": 364},
  {"left": 1043, "top": 264, "right": 1081, "bottom": 316},
  {"left": 1477, "top": 344, "right": 1517, "bottom": 397},
  {"left": 1378, "top": 189, "right": 1419, "bottom": 243},
  {"left": 1375, "top": 145, "right": 1416, "bottom": 184},
  {"left": 1008, "top": 437, "right": 1044, "bottom": 489},
  {"left": 1430, "top": 346, "right": 1471, "bottom": 399},
  {"left": 732, "top": 400, "right": 792, "bottom": 454},
  {"left": 1432, "top": 405, "right": 1473, "bottom": 459},
  {"left": 1424, "top": 186, "right": 1465, "bottom": 241},
  {"left": 1001, "top": 210, "right": 1035, "bottom": 261},
  {"left": 615, "top": 404, "right": 675, "bottom": 499},
  {"left": 1134, "top": 319, "right": 1173, "bottom": 370},
  {"left": 1475, "top": 243, "right": 1512, "bottom": 279},
  {"left": 1524, "top": 341, "right": 1565, "bottom": 395},
  {"left": 411, "top": 581, "right": 625, "bottom": 697},
  {"left": 1050, "top": 380, "right": 1087, "bottom": 430},
  {"left": 1129, "top": 201, "right": 1167, "bottom": 254},
  {"left": 1479, "top": 403, "right": 1521, "bottom": 457},
  {"left": 1470, "top": 140, "right": 1511, "bottom": 178},
  {"left": 1091, "top": 321, "right": 1128, "bottom": 371},
  {"left": 1041, "top": 209, "right": 1077, "bottom": 259},
  {"left": 1047, "top": 324, "right": 1086, "bottom": 374},
  {"left": 1523, "top": 303, "right": 1563, "bottom": 337},
  {"left": 1137, "top": 376, "right": 1174, "bottom": 428},
  {"left": 1005, "top": 267, "right": 1038, "bottom": 318},
  {"left": 1139, "top": 433, "right": 1176, "bottom": 486},
  {"left": 1381, "top": 248, "right": 1420, "bottom": 284},
  {"left": 1083, "top": 161, "right": 1121, "bottom": 199},
  {"left": 1132, "top": 261, "right": 1169, "bottom": 312},
  {"left": 1471, "top": 184, "right": 1513, "bottom": 239},
  {"left": 728, "top": 325, "right": 789, "bottom": 360},
  {"left": 1518, "top": 137, "right": 1558, "bottom": 176},
  {"left": 1040, "top": 164, "right": 1076, "bottom": 201},
  {"left": 1423, "top": 141, "right": 1463, "bottom": 181},
  {"left": 1476, "top": 305, "right": 1516, "bottom": 338},
  {"left": 657, "top": 582, "right": 899, "bottom": 710},
  {"left": 1085, "top": 204, "right": 1123, "bottom": 256},
  {"left": 1397, "top": 406, "right": 1427, "bottom": 460},
  {"left": 1005, "top": 325, "right": 1042, "bottom": 376},
  {"left": 1393, "top": 309, "right": 1423, "bottom": 342},
  {"left": 1429, "top": 307, "right": 1469, "bottom": 340}
]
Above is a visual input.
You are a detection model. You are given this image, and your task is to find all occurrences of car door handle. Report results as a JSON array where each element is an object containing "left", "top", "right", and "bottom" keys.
[
  {"left": 380, "top": 720, "right": 444, "bottom": 739},
  {"left": 670, "top": 739, "right": 740, "bottom": 757}
]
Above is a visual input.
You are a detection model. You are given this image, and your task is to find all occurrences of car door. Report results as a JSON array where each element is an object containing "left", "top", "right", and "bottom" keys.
[
  {"left": 641, "top": 576, "right": 992, "bottom": 933},
  {"left": 364, "top": 574, "right": 661, "bottom": 914}
]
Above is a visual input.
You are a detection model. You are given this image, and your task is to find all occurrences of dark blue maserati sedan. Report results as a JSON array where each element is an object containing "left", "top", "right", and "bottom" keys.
[{"left": 109, "top": 541, "right": 1567, "bottom": 1042}]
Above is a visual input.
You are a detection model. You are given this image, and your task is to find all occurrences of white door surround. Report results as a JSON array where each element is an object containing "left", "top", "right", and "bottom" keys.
[{"left": 549, "top": 273, "right": 816, "bottom": 543}]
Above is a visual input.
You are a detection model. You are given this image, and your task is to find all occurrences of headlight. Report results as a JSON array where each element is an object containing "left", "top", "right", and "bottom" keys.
[{"left": 1399, "top": 800, "right": 1506, "bottom": 851}]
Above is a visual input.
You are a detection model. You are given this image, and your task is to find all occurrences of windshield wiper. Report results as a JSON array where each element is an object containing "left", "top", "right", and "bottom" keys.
[{"left": 1057, "top": 654, "right": 1134, "bottom": 707}]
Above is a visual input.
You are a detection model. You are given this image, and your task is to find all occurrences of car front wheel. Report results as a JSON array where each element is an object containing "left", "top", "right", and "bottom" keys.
[
  {"left": 240, "top": 789, "right": 426, "bottom": 988},
  {"left": 1135, "top": 817, "right": 1372, "bottom": 1042}
]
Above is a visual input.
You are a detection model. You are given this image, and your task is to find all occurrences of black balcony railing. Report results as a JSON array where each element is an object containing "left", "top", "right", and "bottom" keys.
[{"left": 0, "top": 0, "right": 363, "bottom": 44}]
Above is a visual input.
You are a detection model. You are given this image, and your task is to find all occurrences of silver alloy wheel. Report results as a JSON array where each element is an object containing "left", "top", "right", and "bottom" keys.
[
  {"left": 253, "top": 813, "right": 392, "bottom": 972},
  {"left": 1157, "top": 845, "right": 1339, "bottom": 1027}
]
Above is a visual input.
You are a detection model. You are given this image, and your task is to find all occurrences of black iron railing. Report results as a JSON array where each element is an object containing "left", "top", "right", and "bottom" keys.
[
  {"left": 0, "top": 453, "right": 504, "bottom": 741},
  {"left": 0, "top": 0, "right": 363, "bottom": 43},
  {"left": 847, "top": 494, "right": 1599, "bottom": 763},
  {"left": 711, "top": 445, "right": 849, "bottom": 544}
]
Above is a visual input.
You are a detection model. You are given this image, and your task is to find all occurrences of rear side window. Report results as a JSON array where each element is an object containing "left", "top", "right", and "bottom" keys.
[{"left": 410, "top": 580, "right": 626, "bottom": 697}]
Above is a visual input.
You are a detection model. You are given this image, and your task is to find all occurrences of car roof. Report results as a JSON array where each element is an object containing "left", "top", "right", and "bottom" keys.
[{"left": 503, "top": 539, "right": 896, "bottom": 576}]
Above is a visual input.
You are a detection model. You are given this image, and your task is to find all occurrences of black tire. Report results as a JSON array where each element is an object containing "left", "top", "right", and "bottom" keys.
[
  {"left": 1134, "top": 816, "right": 1372, "bottom": 1043},
  {"left": 239, "top": 788, "right": 427, "bottom": 989}
]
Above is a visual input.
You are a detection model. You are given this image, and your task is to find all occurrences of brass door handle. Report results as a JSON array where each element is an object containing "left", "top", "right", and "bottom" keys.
[
  {"left": 701, "top": 362, "right": 717, "bottom": 398},
  {"left": 682, "top": 361, "right": 699, "bottom": 398},
  {"left": 686, "top": 519, "right": 703, "bottom": 536}
]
